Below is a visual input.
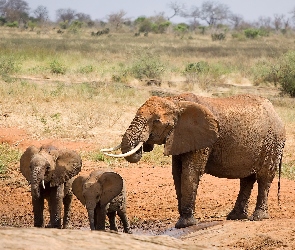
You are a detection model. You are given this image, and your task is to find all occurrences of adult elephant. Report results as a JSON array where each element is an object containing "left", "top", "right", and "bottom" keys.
[
  {"left": 20, "top": 144, "right": 82, "bottom": 228},
  {"left": 102, "top": 93, "right": 286, "bottom": 229}
]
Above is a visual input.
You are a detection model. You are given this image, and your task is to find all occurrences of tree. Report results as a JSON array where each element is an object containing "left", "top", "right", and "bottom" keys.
[
  {"left": 199, "top": 1, "right": 230, "bottom": 26},
  {"left": 56, "top": 8, "right": 76, "bottom": 23},
  {"left": 290, "top": 7, "right": 295, "bottom": 25},
  {"left": 167, "top": 1, "right": 185, "bottom": 20},
  {"left": 33, "top": 5, "right": 49, "bottom": 23},
  {"left": 181, "top": 5, "right": 200, "bottom": 28},
  {"left": 75, "top": 12, "right": 91, "bottom": 23},
  {"left": 228, "top": 13, "right": 244, "bottom": 29},
  {"left": 0, "top": 0, "right": 29, "bottom": 23},
  {"left": 107, "top": 10, "right": 129, "bottom": 30}
]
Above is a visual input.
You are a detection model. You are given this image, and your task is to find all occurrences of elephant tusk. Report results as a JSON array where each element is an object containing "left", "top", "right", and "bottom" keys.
[
  {"left": 100, "top": 144, "right": 121, "bottom": 152},
  {"left": 42, "top": 180, "right": 45, "bottom": 189},
  {"left": 103, "top": 142, "right": 144, "bottom": 158}
]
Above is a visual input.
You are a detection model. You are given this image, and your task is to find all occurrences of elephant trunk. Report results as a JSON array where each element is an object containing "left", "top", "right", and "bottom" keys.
[
  {"left": 87, "top": 208, "right": 95, "bottom": 230},
  {"left": 121, "top": 116, "right": 148, "bottom": 163},
  {"left": 31, "top": 166, "right": 46, "bottom": 199},
  {"left": 86, "top": 200, "right": 97, "bottom": 230}
]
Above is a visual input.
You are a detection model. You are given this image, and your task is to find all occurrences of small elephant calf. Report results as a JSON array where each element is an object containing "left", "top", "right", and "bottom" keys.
[
  {"left": 72, "top": 170, "right": 131, "bottom": 233},
  {"left": 20, "top": 144, "right": 82, "bottom": 228}
]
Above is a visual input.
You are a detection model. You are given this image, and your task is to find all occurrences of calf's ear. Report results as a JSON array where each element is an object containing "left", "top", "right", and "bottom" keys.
[{"left": 99, "top": 172, "right": 123, "bottom": 206}]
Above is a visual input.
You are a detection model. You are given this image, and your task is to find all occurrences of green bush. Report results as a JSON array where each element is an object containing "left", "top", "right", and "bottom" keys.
[
  {"left": 184, "top": 61, "right": 210, "bottom": 74},
  {"left": 137, "top": 18, "right": 152, "bottom": 33},
  {"left": 68, "top": 20, "right": 83, "bottom": 34},
  {"left": 130, "top": 53, "right": 165, "bottom": 80},
  {"left": 0, "top": 56, "right": 20, "bottom": 76},
  {"left": 275, "top": 51, "right": 295, "bottom": 97},
  {"left": 174, "top": 23, "right": 189, "bottom": 34},
  {"left": 253, "top": 51, "right": 295, "bottom": 97},
  {"left": 244, "top": 28, "right": 260, "bottom": 39},
  {"left": 49, "top": 60, "right": 66, "bottom": 75},
  {"left": 244, "top": 28, "right": 269, "bottom": 39},
  {"left": 5, "top": 21, "right": 18, "bottom": 28}
]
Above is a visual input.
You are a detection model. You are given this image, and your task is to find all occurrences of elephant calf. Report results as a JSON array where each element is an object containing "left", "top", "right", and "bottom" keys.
[
  {"left": 20, "top": 144, "right": 82, "bottom": 229},
  {"left": 72, "top": 170, "right": 131, "bottom": 233}
]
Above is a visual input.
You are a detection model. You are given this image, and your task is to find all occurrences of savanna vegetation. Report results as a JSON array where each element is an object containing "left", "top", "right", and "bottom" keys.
[{"left": 0, "top": 0, "right": 295, "bottom": 180}]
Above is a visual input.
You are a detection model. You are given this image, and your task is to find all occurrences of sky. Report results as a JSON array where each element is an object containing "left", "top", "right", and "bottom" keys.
[{"left": 24, "top": 0, "right": 295, "bottom": 23}]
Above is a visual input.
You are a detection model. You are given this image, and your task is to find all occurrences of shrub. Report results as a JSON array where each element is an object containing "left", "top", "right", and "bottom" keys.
[
  {"left": 130, "top": 52, "right": 165, "bottom": 80},
  {"left": 0, "top": 56, "right": 20, "bottom": 76},
  {"left": 49, "top": 60, "right": 66, "bottom": 75},
  {"left": 91, "top": 28, "right": 110, "bottom": 36},
  {"left": 211, "top": 33, "right": 226, "bottom": 41},
  {"left": 137, "top": 18, "right": 152, "bottom": 33},
  {"left": 183, "top": 61, "right": 210, "bottom": 85},
  {"left": 68, "top": 20, "right": 83, "bottom": 34},
  {"left": 253, "top": 51, "right": 295, "bottom": 97},
  {"left": 184, "top": 61, "right": 210, "bottom": 74},
  {"left": 5, "top": 21, "right": 18, "bottom": 28},
  {"left": 244, "top": 28, "right": 259, "bottom": 39},
  {"left": 275, "top": 51, "right": 295, "bottom": 97}
]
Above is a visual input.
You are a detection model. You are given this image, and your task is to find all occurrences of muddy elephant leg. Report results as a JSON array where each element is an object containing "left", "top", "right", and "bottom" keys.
[
  {"left": 62, "top": 192, "right": 73, "bottom": 229},
  {"left": 49, "top": 185, "right": 64, "bottom": 228},
  {"left": 174, "top": 150, "right": 208, "bottom": 229},
  {"left": 94, "top": 205, "right": 107, "bottom": 230},
  {"left": 117, "top": 209, "right": 132, "bottom": 233},
  {"left": 249, "top": 176, "right": 273, "bottom": 221},
  {"left": 32, "top": 195, "right": 44, "bottom": 227},
  {"left": 107, "top": 211, "right": 118, "bottom": 231},
  {"left": 227, "top": 174, "right": 256, "bottom": 220},
  {"left": 172, "top": 155, "right": 182, "bottom": 215}
]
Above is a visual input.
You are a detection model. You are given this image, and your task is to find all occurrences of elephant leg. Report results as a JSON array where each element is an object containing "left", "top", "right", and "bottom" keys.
[
  {"left": 49, "top": 185, "right": 64, "bottom": 228},
  {"left": 174, "top": 150, "right": 208, "bottom": 229},
  {"left": 32, "top": 195, "right": 44, "bottom": 227},
  {"left": 62, "top": 192, "right": 73, "bottom": 229},
  {"left": 94, "top": 205, "right": 107, "bottom": 230},
  {"left": 107, "top": 211, "right": 118, "bottom": 231},
  {"left": 250, "top": 176, "right": 273, "bottom": 221},
  {"left": 172, "top": 155, "right": 182, "bottom": 215},
  {"left": 117, "top": 209, "right": 132, "bottom": 234},
  {"left": 227, "top": 174, "right": 256, "bottom": 220}
]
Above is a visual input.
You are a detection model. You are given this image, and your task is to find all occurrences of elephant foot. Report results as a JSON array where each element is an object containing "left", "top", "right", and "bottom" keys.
[
  {"left": 249, "top": 209, "right": 269, "bottom": 221},
  {"left": 227, "top": 209, "right": 248, "bottom": 220},
  {"left": 175, "top": 215, "right": 197, "bottom": 229}
]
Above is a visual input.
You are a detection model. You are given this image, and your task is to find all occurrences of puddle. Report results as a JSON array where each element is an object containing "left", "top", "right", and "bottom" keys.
[{"left": 132, "top": 221, "right": 224, "bottom": 238}]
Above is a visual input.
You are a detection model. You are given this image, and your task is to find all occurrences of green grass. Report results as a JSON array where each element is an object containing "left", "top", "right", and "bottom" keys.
[
  {"left": 0, "top": 143, "right": 21, "bottom": 174},
  {"left": 281, "top": 162, "right": 295, "bottom": 180}
]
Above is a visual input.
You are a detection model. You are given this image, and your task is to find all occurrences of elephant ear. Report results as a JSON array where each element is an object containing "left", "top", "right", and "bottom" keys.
[
  {"left": 19, "top": 145, "right": 39, "bottom": 182},
  {"left": 72, "top": 175, "right": 87, "bottom": 205},
  {"left": 99, "top": 172, "right": 123, "bottom": 206},
  {"left": 50, "top": 149, "right": 82, "bottom": 187},
  {"left": 164, "top": 101, "right": 219, "bottom": 156}
]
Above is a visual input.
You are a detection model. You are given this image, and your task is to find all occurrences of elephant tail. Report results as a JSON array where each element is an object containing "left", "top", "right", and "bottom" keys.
[{"left": 277, "top": 154, "right": 283, "bottom": 207}]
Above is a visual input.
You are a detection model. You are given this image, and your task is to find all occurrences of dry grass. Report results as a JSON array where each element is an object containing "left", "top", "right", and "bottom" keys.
[{"left": 0, "top": 27, "right": 294, "bottom": 172}]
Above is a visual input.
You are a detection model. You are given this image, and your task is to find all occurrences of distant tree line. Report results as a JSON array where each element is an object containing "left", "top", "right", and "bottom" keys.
[{"left": 1, "top": 0, "right": 295, "bottom": 36}]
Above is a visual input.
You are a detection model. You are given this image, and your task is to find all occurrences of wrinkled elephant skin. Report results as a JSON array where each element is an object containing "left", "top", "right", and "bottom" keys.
[
  {"left": 72, "top": 170, "right": 131, "bottom": 233},
  {"left": 112, "top": 93, "right": 285, "bottom": 228},
  {"left": 20, "top": 144, "right": 82, "bottom": 228}
]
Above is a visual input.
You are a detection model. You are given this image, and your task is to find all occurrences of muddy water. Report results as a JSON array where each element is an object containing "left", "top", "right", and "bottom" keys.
[{"left": 132, "top": 221, "right": 224, "bottom": 238}]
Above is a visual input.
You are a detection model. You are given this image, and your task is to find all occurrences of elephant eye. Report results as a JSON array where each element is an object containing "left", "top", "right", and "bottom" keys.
[{"left": 153, "top": 119, "right": 161, "bottom": 124}]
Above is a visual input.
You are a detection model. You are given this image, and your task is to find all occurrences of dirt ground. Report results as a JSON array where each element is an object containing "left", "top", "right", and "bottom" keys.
[{"left": 1, "top": 125, "right": 295, "bottom": 249}]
